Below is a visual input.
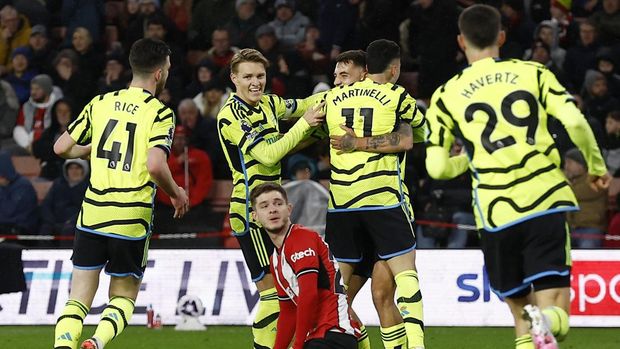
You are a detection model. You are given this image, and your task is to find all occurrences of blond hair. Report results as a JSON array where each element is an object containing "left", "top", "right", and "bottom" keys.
[{"left": 230, "top": 48, "right": 269, "bottom": 74}]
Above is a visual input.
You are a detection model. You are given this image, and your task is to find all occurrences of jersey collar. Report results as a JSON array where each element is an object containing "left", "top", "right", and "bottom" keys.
[
  {"left": 127, "top": 86, "right": 153, "bottom": 96},
  {"left": 232, "top": 93, "right": 262, "bottom": 114},
  {"left": 276, "top": 223, "right": 295, "bottom": 254}
]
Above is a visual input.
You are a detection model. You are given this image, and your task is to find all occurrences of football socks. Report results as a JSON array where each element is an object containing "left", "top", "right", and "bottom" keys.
[
  {"left": 54, "top": 299, "right": 90, "bottom": 349},
  {"left": 394, "top": 270, "right": 424, "bottom": 348}
]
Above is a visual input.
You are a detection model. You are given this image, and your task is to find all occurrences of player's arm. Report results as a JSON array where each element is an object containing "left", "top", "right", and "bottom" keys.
[
  {"left": 54, "top": 100, "right": 93, "bottom": 159},
  {"left": 542, "top": 68, "right": 610, "bottom": 189},
  {"left": 330, "top": 121, "right": 413, "bottom": 154},
  {"left": 424, "top": 93, "right": 469, "bottom": 180},
  {"left": 271, "top": 263, "right": 297, "bottom": 349},
  {"left": 276, "top": 92, "right": 325, "bottom": 119}
]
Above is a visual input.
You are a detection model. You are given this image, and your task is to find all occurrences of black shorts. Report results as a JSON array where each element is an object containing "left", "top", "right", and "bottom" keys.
[
  {"left": 352, "top": 237, "right": 377, "bottom": 279},
  {"left": 304, "top": 331, "right": 357, "bottom": 349},
  {"left": 325, "top": 206, "right": 416, "bottom": 263},
  {"left": 235, "top": 223, "right": 274, "bottom": 282},
  {"left": 71, "top": 229, "right": 150, "bottom": 279},
  {"left": 480, "top": 212, "right": 571, "bottom": 299}
]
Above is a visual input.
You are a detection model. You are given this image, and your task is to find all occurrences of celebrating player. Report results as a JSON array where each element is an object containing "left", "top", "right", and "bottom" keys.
[
  {"left": 424, "top": 5, "right": 610, "bottom": 349},
  {"left": 217, "top": 48, "right": 324, "bottom": 349},
  {"left": 250, "top": 182, "right": 357, "bottom": 349},
  {"left": 324, "top": 39, "right": 426, "bottom": 349},
  {"left": 52, "top": 38, "right": 189, "bottom": 349}
]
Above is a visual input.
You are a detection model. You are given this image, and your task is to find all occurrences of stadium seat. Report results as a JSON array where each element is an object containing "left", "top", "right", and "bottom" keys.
[
  {"left": 11, "top": 156, "right": 41, "bottom": 178},
  {"left": 31, "top": 180, "right": 52, "bottom": 203}
]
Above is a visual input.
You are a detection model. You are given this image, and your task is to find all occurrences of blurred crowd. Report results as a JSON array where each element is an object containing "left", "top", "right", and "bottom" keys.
[{"left": 0, "top": 0, "right": 618, "bottom": 248}]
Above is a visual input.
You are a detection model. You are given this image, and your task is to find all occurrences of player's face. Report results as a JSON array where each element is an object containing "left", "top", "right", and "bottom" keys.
[
  {"left": 155, "top": 56, "right": 171, "bottom": 96},
  {"left": 231, "top": 62, "right": 266, "bottom": 106},
  {"left": 252, "top": 191, "right": 292, "bottom": 233},
  {"left": 333, "top": 61, "right": 366, "bottom": 86}
]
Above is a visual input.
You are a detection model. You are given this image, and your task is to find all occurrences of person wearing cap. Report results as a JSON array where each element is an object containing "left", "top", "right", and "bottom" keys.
[
  {"left": 225, "top": 0, "right": 265, "bottom": 49},
  {"left": 13, "top": 74, "right": 62, "bottom": 152},
  {"left": 4, "top": 46, "right": 36, "bottom": 104},
  {"left": 0, "top": 5, "right": 31, "bottom": 74},
  {"left": 582, "top": 69, "right": 620, "bottom": 124},
  {"left": 564, "top": 148, "right": 608, "bottom": 248},
  {"left": 268, "top": 0, "right": 309, "bottom": 49},
  {"left": 27, "top": 24, "right": 56, "bottom": 76}
]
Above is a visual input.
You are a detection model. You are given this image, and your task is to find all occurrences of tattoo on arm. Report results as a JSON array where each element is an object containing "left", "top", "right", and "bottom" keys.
[{"left": 366, "top": 133, "right": 400, "bottom": 149}]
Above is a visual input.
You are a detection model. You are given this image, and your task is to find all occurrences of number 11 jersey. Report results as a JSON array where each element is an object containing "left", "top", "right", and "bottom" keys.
[
  {"left": 425, "top": 57, "right": 606, "bottom": 231},
  {"left": 68, "top": 87, "right": 175, "bottom": 239}
]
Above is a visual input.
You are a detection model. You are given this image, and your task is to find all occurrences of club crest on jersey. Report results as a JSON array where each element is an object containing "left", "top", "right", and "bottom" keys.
[
  {"left": 285, "top": 99, "right": 296, "bottom": 111},
  {"left": 166, "top": 126, "right": 174, "bottom": 146},
  {"left": 290, "top": 248, "right": 316, "bottom": 262}
]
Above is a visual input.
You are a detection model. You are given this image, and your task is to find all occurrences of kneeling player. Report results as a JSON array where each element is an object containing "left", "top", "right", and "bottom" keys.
[{"left": 251, "top": 183, "right": 357, "bottom": 349}]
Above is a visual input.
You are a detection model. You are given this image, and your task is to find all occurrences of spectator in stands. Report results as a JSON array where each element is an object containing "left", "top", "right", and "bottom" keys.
[
  {"left": 4, "top": 46, "right": 36, "bottom": 104},
  {"left": 144, "top": 15, "right": 185, "bottom": 79},
  {"left": 605, "top": 110, "right": 620, "bottom": 175},
  {"left": 27, "top": 25, "right": 56, "bottom": 76},
  {"left": 499, "top": 0, "right": 535, "bottom": 57},
  {"left": 13, "top": 74, "right": 62, "bottom": 153},
  {"left": 583, "top": 69, "right": 620, "bottom": 124},
  {"left": 184, "top": 59, "right": 215, "bottom": 98},
  {"left": 564, "top": 20, "right": 600, "bottom": 91},
  {"left": 194, "top": 78, "right": 228, "bottom": 119},
  {"left": 564, "top": 148, "right": 608, "bottom": 248},
  {"left": 524, "top": 20, "right": 567, "bottom": 68},
  {"left": 550, "top": 0, "right": 579, "bottom": 47},
  {"left": 274, "top": 51, "right": 312, "bottom": 98},
  {"left": 0, "top": 5, "right": 31, "bottom": 75},
  {"left": 39, "top": 158, "right": 88, "bottom": 237},
  {"left": 71, "top": 27, "right": 104, "bottom": 83},
  {"left": 317, "top": 0, "right": 359, "bottom": 60},
  {"left": 188, "top": 0, "right": 235, "bottom": 49},
  {"left": 256, "top": 24, "right": 282, "bottom": 68},
  {"left": 408, "top": 0, "right": 459, "bottom": 101},
  {"left": 0, "top": 79, "right": 18, "bottom": 148},
  {"left": 51, "top": 49, "right": 94, "bottom": 111},
  {"left": 269, "top": 0, "right": 310, "bottom": 50},
  {"left": 0, "top": 150, "right": 37, "bottom": 234},
  {"left": 163, "top": 0, "right": 192, "bottom": 37},
  {"left": 206, "top": 28, "right": 239, "bottom": 71},
  {"left": 31, "top": 99, "right": 73, "bottom": 180},
  {"left": 358, "top": 0, "right": 408, "bottom": 48},
  {"left": 61, "top": 0, "right": 104, "bottom": 45},
  {"left": 296, "top": 24, "right": 329, "bottom": 80},
  {"left": 589, "top": 0, "right": 620, "bottom": 45},
  {"left": 97, "top": 52, "right": 129, "bottom": 94},
  {"left": 530, "top": 39, "right": 574, "bottom": 92},
  {"left": 125, "top": 0, "right": 173, "bottom": 52},
  {"left": 156, "top": 125, "right": 213, "bottom": 208},
  {"left": 226, "top": 0, "right": 264, "bottom": 50},
  {"left": 596, "top": 47, "right": 620, "bottom": 98}
]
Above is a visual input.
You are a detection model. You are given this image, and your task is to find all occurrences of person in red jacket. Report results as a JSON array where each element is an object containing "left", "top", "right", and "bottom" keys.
[
  {"left": 250, "top": 182, "right": 357, "bottom": 349},
  {"left": 156, "top": 125, "right": 213, "bottom": 207}
]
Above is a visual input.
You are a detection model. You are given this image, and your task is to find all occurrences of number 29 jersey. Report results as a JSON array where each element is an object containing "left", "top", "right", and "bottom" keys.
[
  {"left": 425, "top": 58, "right": 600, "bottom": 231},
  {"left": 68, "top": 87, "right": 175, "bottom": 239}
]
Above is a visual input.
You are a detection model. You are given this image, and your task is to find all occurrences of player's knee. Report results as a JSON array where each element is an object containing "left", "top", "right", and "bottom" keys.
[{"left": 371, "top": 281, "right": 396, "bottom": 309}]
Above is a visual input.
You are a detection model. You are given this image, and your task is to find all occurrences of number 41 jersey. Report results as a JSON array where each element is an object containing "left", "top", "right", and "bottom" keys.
[
  {"left": 68, "top": 87, "right": 175, "bottom": 239},
  {"left": 426, "top": 58, "right": 606, "bottom": 231}
]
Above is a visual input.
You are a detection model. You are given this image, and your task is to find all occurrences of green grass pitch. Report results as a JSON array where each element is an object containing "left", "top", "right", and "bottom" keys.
[{"left": 1, "top": 325, "right": 618, "bottom": 348}]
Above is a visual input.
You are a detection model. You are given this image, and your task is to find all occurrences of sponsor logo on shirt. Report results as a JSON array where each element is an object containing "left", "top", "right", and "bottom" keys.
[{"left": 291, "top": 248, "right": 316, "bottom": 263}]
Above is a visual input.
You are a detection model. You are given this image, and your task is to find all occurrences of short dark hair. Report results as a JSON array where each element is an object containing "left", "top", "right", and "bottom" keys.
[
  {"left": 366, "top": 39, "right": 400, "bottom": 74},
  {"left": 129, "top": 38, "right": 171, "bottom": 76},
  {"left": 335, "top": 50, "right": 366, "bottom": 68},
  {"left": 146, "top": 16, "right": 167, "bottom": 29},
  {"left": 458, "top": 4, "right": 501, "bottom": 49},
  {"left": 250, "top": 182, "right": 288, "bottom": 207}
]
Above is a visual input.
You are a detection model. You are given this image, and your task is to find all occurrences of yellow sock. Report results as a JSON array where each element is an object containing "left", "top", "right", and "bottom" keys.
[
  {"left": 92, "top": 296, "right": 135, "bottom": 346},
  {"left": 394, "top": 270, "right": 424, "bottom": 348},
  {"left": 381, "top": 323, "right": 408, "bottom": 349},
  {"left": 515, "top": 334, "right": 535, "bottom": 349},
  {"left": 542, "top": 306, "right": 569, "bottom": 341},
  {"left": 357, "top": 323, "right": 371, "bottom": 349},
  {"left": 54, "top": 299, "right": 89, "bottom": 349},
  {"left": 253, "top": 288, "right": 279, "bottom": 349}
]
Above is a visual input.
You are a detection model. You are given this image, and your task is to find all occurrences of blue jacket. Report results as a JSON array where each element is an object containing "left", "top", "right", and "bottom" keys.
[{"left": 0, "top": 152, "right": 38, "bottom": 232}]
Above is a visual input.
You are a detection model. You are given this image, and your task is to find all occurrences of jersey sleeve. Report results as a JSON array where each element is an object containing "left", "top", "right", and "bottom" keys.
[
  {"left": 148, "top": 106, "right": 175, "bottom": 156},
  {"left": 67, "top": 98, "right": 95, "bottom": 145},
  {"left": 272, "top": 92, "right": 325, "bottom": 120},
  {"left": 398, "top": 91, "right": 426, "bottom": 143},
  {"left": 287, "top": 232, "right": 320, "bottom": 278},
  {"left": 425, "top": 90, "right": 455, "bottom": 151},
  {"left": 540, "top": 68, "right": 607, "bottom": 176}
]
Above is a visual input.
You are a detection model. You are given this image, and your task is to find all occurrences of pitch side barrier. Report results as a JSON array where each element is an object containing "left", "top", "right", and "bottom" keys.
[{"left": 0, "top": 249, "right": 618, "bottom": 326}]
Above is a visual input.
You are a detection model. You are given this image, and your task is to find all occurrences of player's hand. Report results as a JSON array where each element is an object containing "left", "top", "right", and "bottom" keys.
[
  {"left": 302, "top": 101, "right": 325, "bottom": 127},
  {"left": 330, "top": 124, "right": 357, "bottom": 154},
  {"left": 171, "top": 186, "right": 189, "bottom": 219},
  {"left": 588, "top": 172, "right": 612, "bottom": 192}
]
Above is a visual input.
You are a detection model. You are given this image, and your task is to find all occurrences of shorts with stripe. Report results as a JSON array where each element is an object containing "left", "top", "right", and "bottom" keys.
[
  {"left": 480, "top": 212, "right": 571, "bottom": 298},
  {"left": 71, "top": 229, "right": 150, "bottom": 279},
  {"left": 304, "top": 331, "right": 357, "bottom": 349},
  {"left": 236, "top": 222, "right": 275, "bottom": 282},
  {"left": 325, "top": 206, "right": 416, "bottom": 263}
]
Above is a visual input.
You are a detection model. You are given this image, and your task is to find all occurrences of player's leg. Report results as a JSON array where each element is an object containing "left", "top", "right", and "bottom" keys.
[
  {"left": 237, "top": 224, "right": 278, "bottom": 349},
  {"left": 371, "top": 260, "right": 407, "bottom": 349},
  {"left": 82, "top": 235, "right": 148, "bottom": 349},
  {"left": 54, "top": 230, "right": 106, "bottom": 349},
  {"left": 367, "top": 207, "right": 423, "bottom": 348},
  {"left": 348, "top": 259, "right": 371, "bottom": 349}
]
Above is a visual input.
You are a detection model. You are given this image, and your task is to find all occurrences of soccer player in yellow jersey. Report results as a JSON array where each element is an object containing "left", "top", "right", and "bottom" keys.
[
  {"left": 424, "top": 5, "right": 610, "bottom": 349},
  {"left": 324, "top": 39, "right": 426, "bottom": 349},
  {"left": 217, "top": 48, "right": 324, "bottom": 349},
  {"left": 51, "top": 38, "right": 189, "bottom": 349}
]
